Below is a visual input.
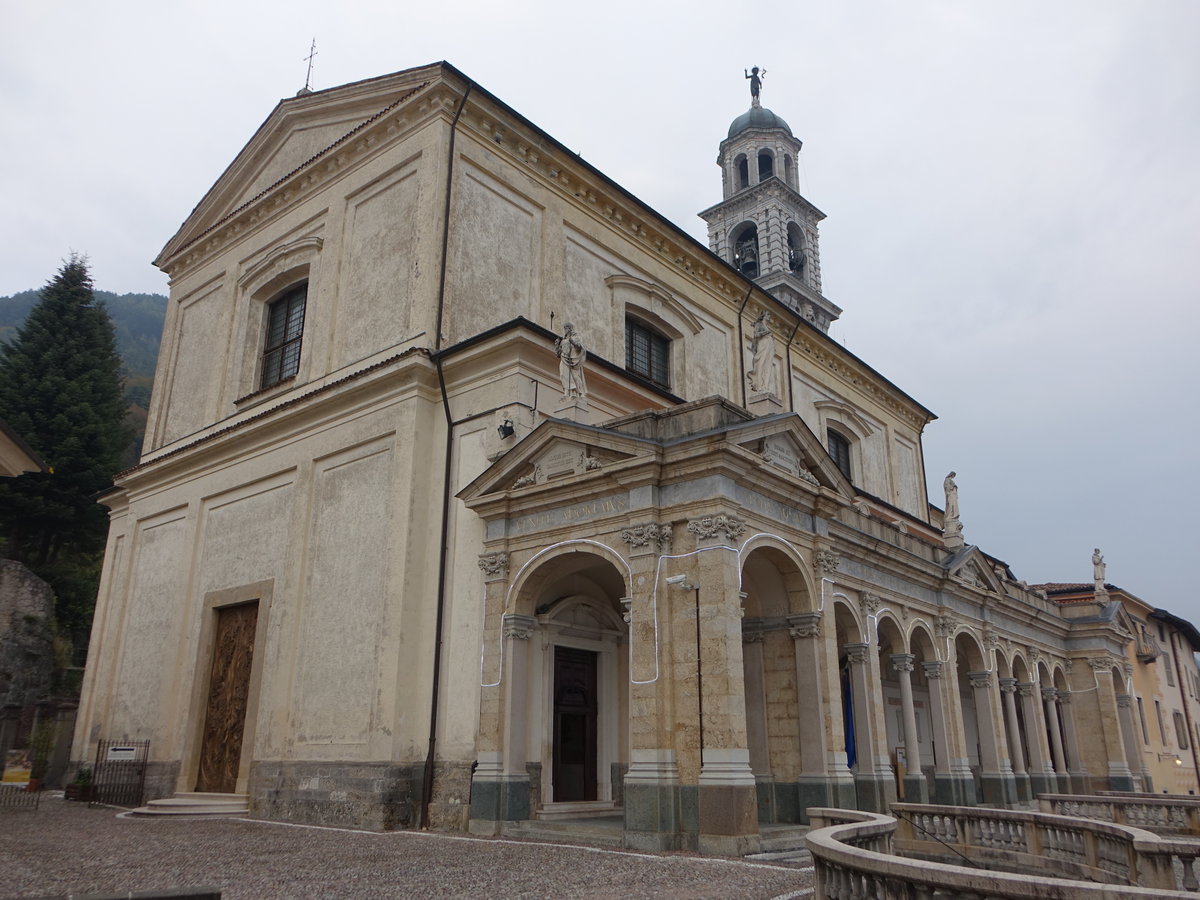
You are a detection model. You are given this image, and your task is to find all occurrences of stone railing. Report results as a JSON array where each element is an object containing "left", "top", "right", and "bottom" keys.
[
  {"left": 1040, "top": 792, "right": 1200, "bottom": 836},
  {"left": 805, "top": 804, "right": 1200, "bottom": 898}
]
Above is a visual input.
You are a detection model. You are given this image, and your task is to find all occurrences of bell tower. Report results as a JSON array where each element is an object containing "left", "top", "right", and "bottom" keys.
[{"left": 699, "top": 70, "right": 841, "bottom": 332}]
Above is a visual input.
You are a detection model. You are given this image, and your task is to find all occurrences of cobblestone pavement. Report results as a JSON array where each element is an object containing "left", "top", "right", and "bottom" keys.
[{"left": 0, "top": 799, "right": 815, "bottom": 899}]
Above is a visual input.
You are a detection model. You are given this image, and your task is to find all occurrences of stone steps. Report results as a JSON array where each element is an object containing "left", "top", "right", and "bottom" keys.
[
  {"left": 501, "top": 816, "right": 625, "bottom": 848},
  {"left": 129, "top": 792, "right": 249, "bottom": 817},
  {"left": 757, "top": 824, "right": 811, "bottom": 853}
]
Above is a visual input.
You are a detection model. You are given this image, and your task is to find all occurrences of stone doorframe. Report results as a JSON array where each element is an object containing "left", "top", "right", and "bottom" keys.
[{"left": 179, "top": 579, "right": 273, "bottom": 796}]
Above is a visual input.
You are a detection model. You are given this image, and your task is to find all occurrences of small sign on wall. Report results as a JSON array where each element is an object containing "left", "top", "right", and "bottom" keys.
[{"left": 105, "top": 745, "right": 137, "bottom": 762}]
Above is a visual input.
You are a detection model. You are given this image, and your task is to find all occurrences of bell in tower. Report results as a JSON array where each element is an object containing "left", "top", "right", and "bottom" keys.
[{"left": 699, "top": 69, "right": 842, "bottom": 332}]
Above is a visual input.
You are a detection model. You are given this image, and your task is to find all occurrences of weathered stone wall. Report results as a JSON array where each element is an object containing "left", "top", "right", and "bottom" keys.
[
  {"left": 250, "top": 760, "right": 422, "bottom": 831},
  {"left": 0, "top": 560, "right": 54, "bottom": 706}
]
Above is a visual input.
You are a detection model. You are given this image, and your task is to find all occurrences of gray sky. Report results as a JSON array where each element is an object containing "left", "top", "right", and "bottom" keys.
[{"left": 3, "top": 1, "right": 1197, "bottom": 623}]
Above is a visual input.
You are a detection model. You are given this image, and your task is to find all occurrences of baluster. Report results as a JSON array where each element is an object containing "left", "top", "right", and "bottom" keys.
[{"left": 1180, "top": 854, "right": 1199, "bottom": 892}]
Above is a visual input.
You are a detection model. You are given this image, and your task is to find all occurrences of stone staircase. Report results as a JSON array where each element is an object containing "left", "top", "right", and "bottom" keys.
[
  {"left": 128, "top": 792, "right": 249, "bottom": 817},
  {"left": 746, "top": 824, "right": 813, "bottom": 867}
]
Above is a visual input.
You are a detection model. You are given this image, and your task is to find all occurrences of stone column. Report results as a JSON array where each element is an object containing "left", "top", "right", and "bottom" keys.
[
  {"left": 1019, "top": 682, "right": 1056, "bottom": 797},
  {"left": 924, "top": 661, "right": 974, "bottom": 805},
  {"left": 844, "top": 642, "right": 896, "bottom": 811},
  {"left": 470, "top": 553, "right": 519, "bottom": 834},
  {"left": 741, "top": 630, "right": 774, "bottom": 824},
  {"left": 999, "top": 678, "right": 1031, "bottom": 802},
  {"left": 1043, "top": 688, "right": 1069, "bottom": 792},
  {"left": 1088, "top": 660, "right": 1135, "bottom": 793},
  {"left": 788, "top": 612, "right": 851, "bottom": 816},
  {"left": 970, "top": 671, "right": 1018, "bottom": 805},
  {"left": 621, "top": 525, "right": 681, "bottom": 851},
  {"left": 1116, "top": 694, "right": 1146, "bottom": 793},
  {"left": 891, "top": 653, "right": 929, "bottom": 803},
  {"left": 1057, "top": 692, "right": 1090, "bottom": 794},
  {"left": 689, "top": 515, "right": 759, "bottom": 856}
]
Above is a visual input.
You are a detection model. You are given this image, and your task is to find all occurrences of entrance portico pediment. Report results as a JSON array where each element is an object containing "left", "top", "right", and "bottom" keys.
[{"left": 943, "top": 546, "right": 1006, "bottom": 598}]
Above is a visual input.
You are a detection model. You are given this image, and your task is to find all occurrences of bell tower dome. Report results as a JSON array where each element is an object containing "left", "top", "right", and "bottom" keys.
[{"left": 699, "top": 71, "right": 841, "bottom": 331}]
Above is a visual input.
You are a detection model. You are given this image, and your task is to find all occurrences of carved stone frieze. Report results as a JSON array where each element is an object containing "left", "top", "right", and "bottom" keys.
[
  {"left": 859, "top": 592, "right": 881, "bottom": 618},
  {"left": 620, "top": 522, "right": 672, "bottom": 552},
  {"left": 1088, "top": 656, "right": 1119, "bottom": 672},
  {"left": 477, "top": 551, "right": 510, "bottom": 578},
  {"left": 815, "top": 550, "right": 840, "bottom": 575},
  {"left": 982, "top": 628, "right": 1001, "bottom": 651},
  {"left": 934, "top": 614, "right": 958, "bottom": 639},
  {"left": 512, "top": 465, "right": 541, "bottom": 489},
  {"left": 686, "top": 514, "right": 746, "bottom": 543}
]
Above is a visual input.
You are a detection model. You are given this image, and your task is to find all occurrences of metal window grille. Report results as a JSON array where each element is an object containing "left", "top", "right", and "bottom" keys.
[
  {"left": 625, "top": 319, "right": 670, "bottom": 388},
  {"left": 261, "top": 284, "right": 307, "bottom": 389}
]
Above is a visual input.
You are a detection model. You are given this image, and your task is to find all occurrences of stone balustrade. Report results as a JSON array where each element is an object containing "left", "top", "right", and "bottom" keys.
[
  {"left": 1040, "top": 792, "right": 1200, "bottom": 836},
  {"left": 805, "top": 804, "right": 1200, "bottom": 898}
]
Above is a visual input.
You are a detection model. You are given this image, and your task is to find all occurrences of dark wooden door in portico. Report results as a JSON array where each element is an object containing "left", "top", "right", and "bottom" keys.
[
  {"left": 196, "top": 602, "right": 258, "bottom": 794},
  {"left": 553, "top": 646, "right": 598, "bottom": 802}
]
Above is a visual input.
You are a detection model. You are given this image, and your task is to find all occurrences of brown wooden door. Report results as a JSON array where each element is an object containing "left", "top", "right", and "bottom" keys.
[
  {"left": 196, "top": 602, "right": 258, "bottom": 793},
  {"left": 552, "top": 646, "right": 598, "bottom": 802}
]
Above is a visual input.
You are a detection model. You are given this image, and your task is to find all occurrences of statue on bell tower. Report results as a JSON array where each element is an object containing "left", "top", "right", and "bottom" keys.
[{"left": 745, "top": 66, "right": 766, "bottom": 107}]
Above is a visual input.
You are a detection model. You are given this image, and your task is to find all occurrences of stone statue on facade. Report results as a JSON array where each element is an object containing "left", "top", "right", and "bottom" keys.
[
  {"left": 555, "top": 322, "right": 587, "bottom": 400},
  {"left": 748, "top": 310, "right": 776, "bottom": 396},
  {"left": 745, "top": 66, "right": 766, "bottom": 107},
  {"left": 1092, "top": 548, "right": 1107, "bottom": 595},
  {"left": 943, "top": 471, "right": 964, "bottom": 548}
]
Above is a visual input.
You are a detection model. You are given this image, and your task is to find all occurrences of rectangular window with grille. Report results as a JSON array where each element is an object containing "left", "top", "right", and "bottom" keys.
[
  {"left": 625, "top": 318, "right": 670, "bottom": 388},
  {"left": 261, "top": 283, "right": 307, "bottom": 389},
  {"left": 827, "top": 428, "right": 852, "bottom": 480}
]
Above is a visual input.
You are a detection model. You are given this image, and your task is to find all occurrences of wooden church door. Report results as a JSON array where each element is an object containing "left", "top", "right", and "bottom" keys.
[
  {"left": 552, "top": 646, "right": 598, "bottom": 802},
  {"left": 196, "top": 602, "right": 258, "bottom": 794}
]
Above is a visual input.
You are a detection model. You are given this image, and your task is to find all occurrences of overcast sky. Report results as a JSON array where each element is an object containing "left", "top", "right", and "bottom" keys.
[{"left": 3, "top": 1, "right": 1197, "bottom": 623}]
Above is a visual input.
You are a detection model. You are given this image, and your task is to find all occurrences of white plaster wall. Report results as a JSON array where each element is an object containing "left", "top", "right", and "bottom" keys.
[{"left": 161, "top": 283, "right": 230, "bottom": 444}]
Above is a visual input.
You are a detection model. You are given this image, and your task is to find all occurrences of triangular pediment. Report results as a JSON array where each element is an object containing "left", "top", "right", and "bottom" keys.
[
  {"left": 945, "top": 546, "right": 1005, "bottom": 595},
  {"left": 156, "top": 64, "right": 444, "bottom": 268},
  {"left": 730, "top": 414, "right": 854, "bottom": 497},
  {"left": 459, "top": 419, "right": 654, "bottom": 504}
]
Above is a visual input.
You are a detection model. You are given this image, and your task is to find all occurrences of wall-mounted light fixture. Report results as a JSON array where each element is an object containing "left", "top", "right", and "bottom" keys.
[{"left": 497, "top": 419, "right": 515, "bottom": 439}]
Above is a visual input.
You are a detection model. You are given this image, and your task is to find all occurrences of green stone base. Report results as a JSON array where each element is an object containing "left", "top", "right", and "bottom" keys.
[{"left": 932, "top": 774, "right": 976, "bottom": 806}]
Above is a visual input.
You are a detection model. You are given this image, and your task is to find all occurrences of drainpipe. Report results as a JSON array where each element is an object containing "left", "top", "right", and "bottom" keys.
[
  {"left": 784, "top": 318, "right": 802, "bottom": 413},
  {"left": 421, "top": 79, "right": 472, "bottom": 829}
]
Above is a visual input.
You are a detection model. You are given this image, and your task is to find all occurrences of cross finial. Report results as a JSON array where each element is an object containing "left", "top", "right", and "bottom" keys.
[{"left": 301, "top": 38, "right": 318, "bottom": 95}]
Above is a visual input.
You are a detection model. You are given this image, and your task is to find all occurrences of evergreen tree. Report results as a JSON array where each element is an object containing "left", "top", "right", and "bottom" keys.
[{"left": 0, "top": 256, "right": 128, "bottom": 644}]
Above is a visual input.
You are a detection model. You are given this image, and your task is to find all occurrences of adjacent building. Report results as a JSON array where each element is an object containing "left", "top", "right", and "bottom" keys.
[{"left": 71, "top": 62, "right": 1199, "bottom": 851}]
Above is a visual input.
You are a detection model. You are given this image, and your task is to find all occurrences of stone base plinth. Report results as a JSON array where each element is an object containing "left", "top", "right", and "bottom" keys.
[
  {"left": 933, "top": 774, "right": 977, "bottom": 806},
  {"left": 902, "top": 773, "right": 931, "bottom": 804},
  {"left": 553, "top": 395, "right": 589, "bottom": 423},
  {"left": 980, "top": 772, "right": 1019, "bottom": 806},
  {"left": 796, "top": 776, "right": 857, "bottom": 823},
  {"left": 624, "top": 781, "right": 682, "bottom": 851},
  {"left": 746, "top": 392, "right": 783, "bottom": 417},
  {"left": 853, "top": 773, "right": 897, "bottom": 812},
  {"left": 698, "top": 783, "right": 760, "bottom": 855},
  {"left": 250, "top": 760, "right": 421, "bottom": 831},
  {"left": 469, "top": 773, "right": 531, "bottom": 832}
]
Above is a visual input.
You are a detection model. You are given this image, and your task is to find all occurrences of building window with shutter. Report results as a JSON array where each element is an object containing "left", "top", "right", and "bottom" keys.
[
  {"left": 827, "top": 428, "right": 852, "bottom": 480},
  {"left": 261, "top": 283, "right": 307, "bottom": 389}
]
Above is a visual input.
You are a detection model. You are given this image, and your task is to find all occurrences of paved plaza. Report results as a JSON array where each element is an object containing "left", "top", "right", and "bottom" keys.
[{"left": 0, "top": 798, "right": 814, "bottom": 899}]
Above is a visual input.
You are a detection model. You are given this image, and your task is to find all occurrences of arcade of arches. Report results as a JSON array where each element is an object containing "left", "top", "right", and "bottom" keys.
[{"left": 461, "top": 403, "right": 1151, "bottom": 854}]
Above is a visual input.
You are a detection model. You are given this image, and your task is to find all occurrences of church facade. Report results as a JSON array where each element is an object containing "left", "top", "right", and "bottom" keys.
[{"left": 72, "top": 62, "right": 1200, "bottom": 852}]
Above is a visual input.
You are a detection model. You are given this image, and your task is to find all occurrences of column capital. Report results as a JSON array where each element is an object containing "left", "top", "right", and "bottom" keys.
[
  {"left": 934, "top": 613, "right": 958, "bottom": 639},
  {"left": 968, "top": 670, "right": 993, "bottom": 690},
  {"left": 814, "top": 549, "right": 840, "bottom": 575},
  {"left": 1017, "top": 681, "right": 1038, "bottom": 698},
  {"left": 742, "top": 630, "right": 765, "bottom": 644},
  {"left": 1042, "top": 687, "right": 1059, "bottom": 703},
  {"left": 1116, "top": 693, "right": 1134, "bottom": 709},
  {"left": 922, "top": 660, "right": 945, "bottom": 679},
  {"left": 998, "top": 677, "right": 1018, "bottom": 694},
  {"left": 786, "top": 611, "right": 822, "bottom": 639},
  {"left": 843, "top": 642, "right": 870, "bottom": 665},
  {"left": 1057, "top": 692, "right": 1072, "bottom": 707},
  {"left": 890, "top": 652, "right": 916, "bottom": 674},
  {"left": 503, "top": 613, "right": 537, "bottom": 640},
  {"left": 859, "top": 592, "right": 882, "bottom": 617}
]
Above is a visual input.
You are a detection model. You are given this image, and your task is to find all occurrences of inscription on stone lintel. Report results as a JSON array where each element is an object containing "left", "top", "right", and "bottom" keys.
[
  {"left": 509, "top": 494, "right": 629, "bottom": 536},
  {"left": 734, "top": 486, "right": 814, "bottom": 530}
]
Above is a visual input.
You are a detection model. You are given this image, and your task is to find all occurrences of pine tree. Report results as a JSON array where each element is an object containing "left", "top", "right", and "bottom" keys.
[{"left": 0, "top": 256, "right": 128, "bottom": 643}]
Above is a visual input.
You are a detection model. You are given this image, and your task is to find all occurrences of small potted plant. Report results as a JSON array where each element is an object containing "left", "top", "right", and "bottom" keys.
[{"left": 64, "top": 766, "right": 94, "bottom": 802}]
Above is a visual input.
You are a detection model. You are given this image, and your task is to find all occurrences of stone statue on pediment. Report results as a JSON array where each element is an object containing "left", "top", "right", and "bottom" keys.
[
  {"left": 943, "top": 471, "right": 964, "bottom": 548},
  {"left": 555, "top": 322, "right": 587, "bottom": 400},
  {"left": 1092, "top": 548, "right": 1107, "bottom": 595}
]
